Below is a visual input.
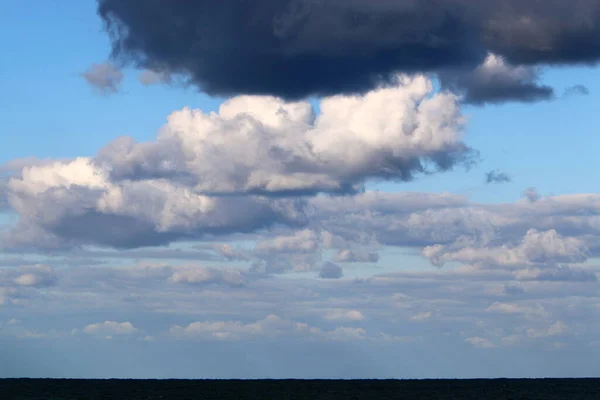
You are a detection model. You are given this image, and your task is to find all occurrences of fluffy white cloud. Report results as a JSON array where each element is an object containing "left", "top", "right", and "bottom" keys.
[
  {"left": 3, "top": 156, "right": 306, "bottom": 250},
  {"left": 1, "top": 75, "right": 471, "bottom": 251},
  {"left": 98, "top": 74, "right": 468, "bottom": 195}
]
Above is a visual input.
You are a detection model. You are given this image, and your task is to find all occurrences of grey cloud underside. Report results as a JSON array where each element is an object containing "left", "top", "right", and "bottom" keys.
[
  {"left": 438, "top": 56, "right": 555, "bottom": 105},
  {"left": 97, "top": 0, "right": 600, "bottom": 101},
  {"left": 5, "top": 195, "right": 308, "bottom": 251}
]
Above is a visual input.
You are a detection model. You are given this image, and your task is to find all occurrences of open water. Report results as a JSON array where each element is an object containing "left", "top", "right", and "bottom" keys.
[{"left": 1, "top": 378, "right": 599, "bottom": 399}]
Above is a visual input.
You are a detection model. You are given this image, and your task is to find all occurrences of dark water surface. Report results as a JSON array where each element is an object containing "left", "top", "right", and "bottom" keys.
[{"left": 1, "top": 378, "right": 598, "bottom": 399}]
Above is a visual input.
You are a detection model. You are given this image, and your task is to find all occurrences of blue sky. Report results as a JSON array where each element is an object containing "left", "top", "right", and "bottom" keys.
[{"left": 1, "top": 0, "right": 600, "bottom": 379}]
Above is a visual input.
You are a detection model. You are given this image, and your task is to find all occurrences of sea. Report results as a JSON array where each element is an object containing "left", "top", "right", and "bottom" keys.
[{"left": 1, "top": 378, "right": 598, "bottom": 399}]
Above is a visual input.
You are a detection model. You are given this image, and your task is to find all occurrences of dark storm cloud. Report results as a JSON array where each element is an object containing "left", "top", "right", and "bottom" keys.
[
  {"left": 97, "top": 0, "right": 600, "bottom": 100},
  {"left": 485, "top": 170, "right": 512, "bottom": 184}
]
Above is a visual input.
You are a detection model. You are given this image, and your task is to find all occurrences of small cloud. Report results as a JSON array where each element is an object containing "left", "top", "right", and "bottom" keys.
[
  {"left": 501, "top": 335, "right": 521, "bottom": 347},
  {"left": 82, "top": 321, "right": 137, "bottom": 336},
  {"left": 82, "top": 62, "right": 123, "bottom": 95},
  {"left": 527, "top": 321, "right": 569, "bottom": 338},
  {"left": 333, "top": 249, "right": 379, "bottom": 263},
  {"left": 319, "top": 262, "right": 343, "bottom": 279},
  {"left": 522, "top": 187, "right": 540, "bottom": 202},
  {"left": 12, "top": 265, "right": 58, "bottom": 288},
  {"left": 503, "top": 282, "right": 525, "bottom": 296},
  {"left": 485, "top": 170, "right": 512, "bottom": 184},
  {"left": 563, "top": 85, "right": 590, "bottom": 97},
  {"left": 466, "top": 336, "right": 496, "bottom": 348},
  {"left": 168, "top": 266, "right": 244, "bottom": 286},
  {"left": 14, "top": 274, "right": 40, "bottom": 286},
  {"left": 410, "top": 311, "right": 433, "bottom": 321},
  {"left": 324, "top": 310, "right": 364, "bottom": 322}
]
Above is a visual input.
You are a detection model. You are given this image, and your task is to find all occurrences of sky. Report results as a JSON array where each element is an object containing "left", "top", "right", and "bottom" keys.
[{"left": 1, "top": 0, "right": 600, "bottom": 379}]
